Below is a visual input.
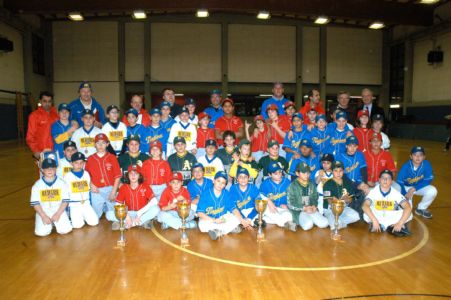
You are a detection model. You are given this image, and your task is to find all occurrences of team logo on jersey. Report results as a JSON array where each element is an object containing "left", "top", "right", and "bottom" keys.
[
  {"left": 206, "top": 206, "right": 224, "bottom": 216},
  {"left": 71, "top": 180, "right": 89, "bottom": 193},
  {"left": 40, "top": 189, "right": 62, "bottom": 202},
  {"left": 105, "top": 162, "right": 112, "bottom": 171},
  {"left": 237, "top": 196, "right": 251, "bottom": 209},
  {"left": 375, "top": 200, "right": 394, "bottom": 211},
  {"left": 178, "top": 131, "right": 191, "bottom": 141},
  {"left": 182, "top": 160, "right": 192, "bottom": 171},
  {"left": 139, "top": 188, "right": 146, "bottom": 197},
  {"left": 345, "top": 162, "right": 359, "bottom": 173},
  {"left": 63, "top": 166, "right": 72, "bottom": 176},
  {"left": 80, "top": 137, "right": 95, "bottom": 148},
  {"left": 109, "top": 131, "right": 124, "bottom": 141}
]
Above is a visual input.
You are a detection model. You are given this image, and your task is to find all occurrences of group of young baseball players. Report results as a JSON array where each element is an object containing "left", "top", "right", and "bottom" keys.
[{"left": 27, "top": 82, "right": 438, "bottom": 240}]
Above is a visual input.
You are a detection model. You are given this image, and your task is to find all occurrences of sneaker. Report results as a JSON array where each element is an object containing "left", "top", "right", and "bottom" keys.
[
  {"left": 284, "top": 221, "right": 297, "bottom": 232},
  {"left": 161, "top": 222, "right": 169, "bottom": 230},
  {"left": 208, "top": 229, "right": 220, "bottom": 241},
  {"left": 142, "top": 220, "right": 152, "bottom": 229},
  {"left": 386, "top": 225, "right": 410, "bottom": 237},
  {"left": 415, "top": 208, "right": 433, "bottom": 219},
  {"left": 186, "top": 220, "right": 197, "bottom": 229},
  {"left": 231, "top": 225, "right": 242, "bottom": 234},
  {"left": 112, "top": 222, "right": 120, "bottom": 231}
]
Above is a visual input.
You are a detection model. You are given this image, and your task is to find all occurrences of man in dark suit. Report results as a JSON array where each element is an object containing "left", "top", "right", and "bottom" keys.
[
  {"left": 360, "top": 88, "right": 385, "bottom": 120},
  {"left": 162, "top": 88, "right": 182, "bottom": 118}
]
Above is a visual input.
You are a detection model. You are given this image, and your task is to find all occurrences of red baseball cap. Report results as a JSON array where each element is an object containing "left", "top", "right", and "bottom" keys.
[
  {"left": 369, "top": 132, "right": 382, "bottom": 141},
  {"left": 198, "top": 112, "right": 211, "bottom": 120},
  {"left": 284, "top": 101, "right": 295, "bottom": 109},
  {"left": 127, "top": 164, "right": 142, "bottom": 175},
  {"left": 170, "top": 172, "right": 183, "bottom": 183},
  {"left": 95, "top": 133, "right": 109, "bottom": 143},
  {"left": 254, "top": 115, "right": 264, "bottom": 122},
  {"left": 222, "top": 98, "right": 234, "bottom": 106},
  {"left": 357, "top": 109, "right": 369, "bottom": 119},
  {"left": 266, "top": 104, "right": 278, "bottom": 112},
  {"left": 150, "top": 140, "right": 162, "bottom": 150}
]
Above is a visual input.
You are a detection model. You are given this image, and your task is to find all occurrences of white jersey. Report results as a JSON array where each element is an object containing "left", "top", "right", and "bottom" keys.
[
  {"left": 30, "top": 177, "right": 70, "bottom": 212},
  {"left": 71, "top": 126, "right": 102, "bottom": 158},
  {"left": 175, "top": 115, "right": 198, "bottom": 127},
  {"left": 57, "top": 157, "right": 73, "bottom": 178},
  {"left": 102, "top": 121, "right": 127, "bottom": 155},
  {"left": 315, "top": 169, "right": 334, "bottom": 195},
  {"left": 197, "top": 156, "right": 225, "bottom": 180},
  {"left": 63, "top": 170, "right": 91, "bottom": 203},
  {"left": 167, "top": 121, "right": 198, "bottom": 155},
  {"left": 366, "top": 184, "right": 406, "bottom": 212},
  {"left": 381, "top": 131, "right": 391, "bottom": 150}
]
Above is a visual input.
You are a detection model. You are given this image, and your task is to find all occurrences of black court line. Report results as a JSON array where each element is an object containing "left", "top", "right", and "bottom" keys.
[
  {"left": 323, "top": 293, "right": 451, "bottom": 299},
  {"left": 0, "top": 184, "right": 32, "bottom": 200}
]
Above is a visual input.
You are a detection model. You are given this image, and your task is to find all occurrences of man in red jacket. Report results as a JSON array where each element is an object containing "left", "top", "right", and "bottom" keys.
[
  {"left": 26, "top": 91, "right": 59, "bottom": 160},
  {"left": 300, "top": 89, "right": 325, "bottom": 120},
  {"left": 121, "top": 94, "right": 151, "bottom": 127}
]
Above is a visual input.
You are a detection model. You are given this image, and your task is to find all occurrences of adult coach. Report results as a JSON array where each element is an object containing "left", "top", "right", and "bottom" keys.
[
  {"left": 68, "top": 82, "right": 106, "bottom": 128},
  {"left": 26, "top": 92, "right": 59, "bottom": 160},
  {"left": 204, "top": 89, "right": 224, "bottom": 128},
  {"left": 300, "top": 89, "right": 326, "bottom": 120},
  {"left": 122, "top": 94, "right": 151, "bottom": 126},
  {"left": 215, "top": 98, "right": 244, "bottom": 146},
  {"left": 162, "top": 88, "right": 182, "bottom": 118},
  {"left": 328, "top": 91, "right": 357, "bottom": 125},
  {"left": 360, "top": 88, "right": 385, "bottom": 120},
  {"left": 261, "top": 82, "right": 289, "bottom": 119}
]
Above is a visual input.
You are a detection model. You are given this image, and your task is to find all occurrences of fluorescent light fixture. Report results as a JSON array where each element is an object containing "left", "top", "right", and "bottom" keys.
[
  {"left": 420, "top": 0, "right": 439, "bottom": 4},
  {"left": 257, "top": 11, "right": 270, "bottom": 19},
  {"left": 369, "top": 22, "right": 385, "bottom": 29},
  {"left": 174, "top": 94, "right": 184, "bottom": 97},
  {"left": 259, "top": 94, "right": 273, "bottom": 97},
  {"left": 227, "top": 94, "right": 232, "bottom": 97},
  {"left": 315, "top": 16, "right": 329, "bottom": 25},
  {"left": 132, "top": 10, "right": 147, "bottom": 19},
  {"left": 390, "top": 104, "right": 401, "bottom": 109},
  {"left": 68, "top": 12, "right": 84, "bottom": 21},
  {"left": 196, "top": 9, "right": 209, "bottom": 18}
]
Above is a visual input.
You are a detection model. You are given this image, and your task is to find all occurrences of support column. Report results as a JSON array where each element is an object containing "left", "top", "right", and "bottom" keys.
[
  {"left": 221, "top": 21, "right": 228, "bottom": 99},
  {"left": 319, "top": 27, "right": 327, "bottom": 103},
  {"left": 295, "top": 24, "right": 303, "bottom": 108},
  {"left": 403, "top": 40, "right": 414, "bottom": 116},
  {"left": 118, "top": 20, "right": 126, "bottom": 109},
  {"left": 144, "top": 20, "right": 152, "bottom": 108}
]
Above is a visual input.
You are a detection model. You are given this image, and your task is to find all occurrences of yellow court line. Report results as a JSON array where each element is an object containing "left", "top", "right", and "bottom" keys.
[{"left": 151, "top": 217, "right": 429, "bottom": 271}]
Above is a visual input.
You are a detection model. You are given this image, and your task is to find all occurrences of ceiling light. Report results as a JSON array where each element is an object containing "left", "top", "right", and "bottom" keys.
[
  {"left": 420, "top": 0, "right": 439, "bottom": 4},
  {"left": 315, "top": 16, "right": 329, "bottom": 25},
  {"left": 390, "top": 104, "right": 401, "bottom": 109},
  {"left": 369, "top": 22, "right": 385, "bottom": 29},
  {"left": 68, "top": 12, "right": 84, "bottom": 21},
  {"left": 257, "top": 11, "right": 270, "bottom": 19},
  {"left": 132, "top": 10, "right": 147, "bottom": 19},
  {"left": 196, "top": 9, "right": 209, "bottom": 18}
]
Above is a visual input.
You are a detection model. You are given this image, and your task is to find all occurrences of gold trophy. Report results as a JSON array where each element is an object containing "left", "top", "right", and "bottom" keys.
[
  {"left": 176, "top": 199, "right": 191, "bottom": 247},
  {"left": 114, "top": 204, "right": 128, "bottom": 247},
  {"left": 255, "top": 199, "right": 268, "bottom": 242},
  {"left": 330, "top": 198, "right": 345, "bottom": 241}
]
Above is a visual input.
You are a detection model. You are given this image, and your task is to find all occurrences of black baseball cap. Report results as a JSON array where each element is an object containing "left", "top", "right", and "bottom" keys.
[
  {"left": 63, "top": 141, "right": 77, "bottom": 150},
  {"left": 71, "top": 152, "right": 86, "bottom": 162}
]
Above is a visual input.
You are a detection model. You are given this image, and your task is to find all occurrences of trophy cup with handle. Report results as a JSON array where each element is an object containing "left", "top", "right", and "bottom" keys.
[
  {"left": 114, "top": 204, "right": 128, "bottom": 247},
  {"left": 176, "top": 199, "right": 191, "bottom": 247},
  {"left": 330, "top": 198, "right": 345, "bottom": 241},
  {"left": 255, "top": 199, "right": 268, "bottom": 242}
]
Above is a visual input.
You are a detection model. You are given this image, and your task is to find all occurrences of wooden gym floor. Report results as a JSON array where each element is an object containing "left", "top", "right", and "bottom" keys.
[{"left": 0, "top": 138, "right": 450, "bottom": 300}]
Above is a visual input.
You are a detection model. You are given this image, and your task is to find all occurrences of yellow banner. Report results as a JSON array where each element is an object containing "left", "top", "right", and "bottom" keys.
[{"left": 40, "top": 189, "right": 62, "bottom": 202}]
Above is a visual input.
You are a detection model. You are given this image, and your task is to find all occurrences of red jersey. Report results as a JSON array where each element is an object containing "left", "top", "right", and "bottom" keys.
[
  {"left": 353, "top": 128, "right": 374, "bottom": 153},
  {"left": 26, "top": 107, "right": 59, "bottom": 153},
  {"left": 299, "top": 101, "right": 326, "bottom": 120},
  {"left": 158, "top": 186, "right": 191, "bottom": 210},
  {"left": 86, "top": 152, "right": 122, "bottom": 188},
  {"left": 251, "top": 127, "right": 269, "bottom": 152},
  {"left": 197, "top": 127, "right": 216, "bottom": 148},
  {"left": 116, "top": 183, "right": 154, "bottom": 211},
  {"left": 122, "top": 108, "right": 151, "bottom": 127},
  {"left": 215, "top": 115, "right": 243, "bottom": 145},
  {"left": 268, "top": 117, "right": 291, "bottom": 144},
  {"left": 364, "top": 149, "right": 396, "bottom": 183},
  {"left": 141, "top": 159, "right": 173, "bottom": 185},
  {"left": 279, "top": 114, "right": 293, "bottom": 127}
]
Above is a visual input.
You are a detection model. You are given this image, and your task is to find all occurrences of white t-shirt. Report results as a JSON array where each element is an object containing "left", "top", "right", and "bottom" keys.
[
  {"left": 63, "top": 170, "right": 91, "bottom": 203},
  {"left": 71, "top": 126, "right": 102, "bottom": 157}
]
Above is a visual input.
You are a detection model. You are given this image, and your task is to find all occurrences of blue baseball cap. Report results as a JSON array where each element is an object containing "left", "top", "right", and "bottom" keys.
[
  {"left": 71, "top": 152, "right": 86, "bottom": 162},
  {"left": 192, "top": 163, "right": 204, "bottom": 170},
  {"left": 336, "top": 111, "right": 348, "bottom": 120},
  {"left": 185, "top": 98, "right": 196, "bottom": 106},
  {"left": 205, "top": 139, "right": 217, "bottom": 148},
  {"left": 173, "top": 136, "right": 186, "bottom": 144},
  {"left": 125, "top": 108, "right": 139, "bottom": 117},
  {"left": 160, "top": 101, "right": 171, "bottom": 109},
  {"left": 267, "top": 162, "right": 283, "bottom": 174},
  {"left": 236, "top": 168, "right": 250, "bottom": 177},
  {"left": 292, "top": 112, "right": 304, "bottom": 120},
  {"left": 41, "top": 158, "right": 57, "bottom": 169},
  {"left": 411, "top": 146, "right": 425, "bottom": 155},
  {"left": 179, "top": 106, "right": 189, "bottom": 115},
  {"left": 106, "top": 105, "right": 119, "bottom": 114},
  {"left": 82, "top": 109, "right": 94, "bottom": 117},
  {"left": 210, "top": 89, "right": 221, "bottom": 96},
  {"left": 346, "top": 136, "right": 359, "bottom": 145},
  {"left": 150, "top": 108, "right": 161, "bottom": 115},
  {"left": 300, "top": 139, "right": 312, "bottom": 148},
  {"left": 58, "top": 103, "right": 70, "bottom": 112},
  {"left": 63, "top": 140, "right": 77, "bottom": 150},
  {"left": 214, "top": 171, "right": 228, "bottom": 181},
  {"left": 79, "top": 82, "right": 92, "bottom": 90},
  {"left": 320, "top": 153, "right": 334, "bottom": 163},
  {"left": 316, "top": 114, "right": 327, "bottom": 122}
]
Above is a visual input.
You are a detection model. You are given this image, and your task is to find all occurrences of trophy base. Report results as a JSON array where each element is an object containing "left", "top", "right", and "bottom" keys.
[
  {"left": 330, "top": 232, "right": 342, "bottom": 241},
  {"left": 180, "top": 238, "right": 190, "bottom": 248},
  {"left": 117, "top": 240, "right": 126, "bottom": 247},
  {"left": 257, "top": 233, "right": 266, "bottom": 243}
]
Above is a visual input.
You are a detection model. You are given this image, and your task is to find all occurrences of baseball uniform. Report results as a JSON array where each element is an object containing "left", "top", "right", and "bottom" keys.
[
  {"left": 259, "top": 177, "right": 293, "bottom": 227},
  {"left": 101, "top": 121, "right": 127, "bottom": 155},
  {"left": 71, "top": 126, "right": 102, "bottom": 157}
]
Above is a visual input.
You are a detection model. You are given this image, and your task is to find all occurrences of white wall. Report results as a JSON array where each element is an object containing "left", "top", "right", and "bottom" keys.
[
  {"left": 125, "top": 22, "right": 144, "bottom": 82},
  {"left": 228, "top": 24, "right": 296, "bottom": 83},
  {"left": 412, "top": 31, "right": 451, "bottom": 103},
  {"left": 150, "top": 23, "right": 221, "bottom": 82},
  {"left": 303, "top": 27, "right": 320, "bottom": 84},
  {"left": 327, "top": 27, "right": 382, "bottom": 85},
  {"left": 0, "top": 22, "right": 24, "bottom": 96}
]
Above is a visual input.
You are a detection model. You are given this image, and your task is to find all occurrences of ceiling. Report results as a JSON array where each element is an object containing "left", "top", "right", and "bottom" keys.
[{"left": 3, "top": 0, "right": 447, "bottom": 27}]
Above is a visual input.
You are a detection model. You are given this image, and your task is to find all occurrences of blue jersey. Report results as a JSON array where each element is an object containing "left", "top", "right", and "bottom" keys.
[
  {"left": 127, "top": 124, "right": 150, "bottom": 153},
  {"left": 259, "top": 177, "right": 291, "bottom": 207},
  {"left": 160, "top": 117, "right": 176, "bottom": 152},
  {"left": 261, "top": 97, "right": 289, "bottom": 119},
  {"left": 229, "top": 183, "right": 260, "bottom": 220},
  {"left": 288, "top": 155, "right": 320, "bottom": 181},
  {"left": 147, "top": 125, "right": 165, "bottom": 145},
  {"left": 396, "top": 159, "right": 434, "bottom": 195},
  {"left": 197, "top": 187, "right": 235, "bottom": 218},
  {"left": 282, "top": 126, "right": 311, "bottom": 162},
  {"left": 310, "top": 127, "right": 330, "bottom": 156},
  {"left": 68, "top": 98, "right": 106, "bottom": 126},
  {"left": 336, "top": 151, "right": 367, "bottom": 184},
  {"left": 187, "top": 178, "right": 213, "bottom": 200},
  {"left": 204, "top": 106, "right": 224, "bottom": 128},
  {"left": 326, "top": 127, "right": 352, "bottom": 156},
  {"left": 51, "top": 120, "right": 72, "bottom": 158}
]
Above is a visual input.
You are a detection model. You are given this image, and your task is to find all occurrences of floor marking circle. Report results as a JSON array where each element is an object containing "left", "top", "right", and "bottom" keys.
[{"left": 151, "top": 217, "right": 429, "bottom": 271}]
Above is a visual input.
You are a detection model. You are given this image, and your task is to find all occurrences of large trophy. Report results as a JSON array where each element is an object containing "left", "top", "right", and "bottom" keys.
[
  {"left": 114, "top": 204, "right": 128, "bottom": 247},
  {"left": 330, "top": 198, "right": 345, "bottom": 241},
  {"left": 255, "top": 199, "right": 268, "bottom": 242},
  {"left": 176, "top": 199, "right": 191, "bottom": 247}
]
